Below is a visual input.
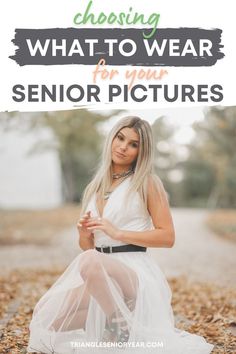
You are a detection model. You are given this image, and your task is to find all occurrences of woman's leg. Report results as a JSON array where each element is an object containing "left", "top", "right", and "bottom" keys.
[
  {"left": 50, "top": 284, "right": 90, "bottom": 331},
  {"left": 79, "top": 249, "right": 139, "bottom": 318},
  {"left": 51, "top": 249, "right": 138, "bottom": 333}
]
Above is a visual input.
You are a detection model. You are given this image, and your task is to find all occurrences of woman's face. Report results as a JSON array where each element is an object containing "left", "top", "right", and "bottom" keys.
[{"left": 111, "top": 127, "right": 139, "bottom": 169}]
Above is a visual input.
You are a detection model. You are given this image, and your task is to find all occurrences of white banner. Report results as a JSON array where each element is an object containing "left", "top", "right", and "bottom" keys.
[{"left": 0, "top": 0, "right": 234, "bottom": 111}]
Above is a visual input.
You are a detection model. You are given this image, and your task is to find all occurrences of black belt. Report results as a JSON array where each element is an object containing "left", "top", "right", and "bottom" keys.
[{"left": 95, "top": 244, "right": 146, "bottom": 253}]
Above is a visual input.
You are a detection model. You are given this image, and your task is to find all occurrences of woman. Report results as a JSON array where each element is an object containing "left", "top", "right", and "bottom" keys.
[{"left": 27, "top": 116, "right": 214, "bottom": 353}]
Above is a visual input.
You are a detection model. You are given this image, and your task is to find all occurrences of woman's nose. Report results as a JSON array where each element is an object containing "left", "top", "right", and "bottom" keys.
[{"left": 120, "top": 142, "right": 127, "bottom": 150}]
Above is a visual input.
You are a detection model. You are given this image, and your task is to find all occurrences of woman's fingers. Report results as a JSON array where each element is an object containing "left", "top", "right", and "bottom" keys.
[
  {"left": 77, "top": 211, "right": 94, "bottom": 229},
  {"left": 85, "top": 218, "right": 103, "bottom": 227},
  {"left": 87, "top": 217, "right": 102, "bottom": 222},
  {"left": 77, "top": 212, "right": 102, "bottom": 229},
  {"left": 79, "top": 212, "right": 91, "bottom": 224}
]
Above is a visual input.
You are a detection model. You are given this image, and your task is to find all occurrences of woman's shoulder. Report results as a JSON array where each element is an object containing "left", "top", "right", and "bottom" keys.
[
  {"left": 129, "top": 173, "right": 165, "bottom": 198},
  {"left": 146, "top": 173, "right": 167, "bottom": 201},
  {"left": 147, "top": 173, "right": 164, "bottom": 189}
]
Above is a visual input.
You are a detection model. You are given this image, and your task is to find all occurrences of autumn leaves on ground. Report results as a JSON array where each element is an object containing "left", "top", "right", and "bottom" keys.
[{"left": 0, "top": 207, "right": 236, "bottom": 353}]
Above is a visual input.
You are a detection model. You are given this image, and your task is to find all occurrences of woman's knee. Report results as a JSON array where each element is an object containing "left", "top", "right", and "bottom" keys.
[{"left": 79, "top": 249, "right": 103, "bottom": 280}]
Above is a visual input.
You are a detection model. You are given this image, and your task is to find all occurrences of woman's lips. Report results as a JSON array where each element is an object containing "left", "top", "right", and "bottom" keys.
[{"left": 115, "top": 151, "right": 126, "bottom": 158}]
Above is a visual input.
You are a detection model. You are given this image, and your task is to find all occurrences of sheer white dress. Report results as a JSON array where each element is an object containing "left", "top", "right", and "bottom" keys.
[{"left": 27, "top": 176, "right": 214, "bottom": 353}]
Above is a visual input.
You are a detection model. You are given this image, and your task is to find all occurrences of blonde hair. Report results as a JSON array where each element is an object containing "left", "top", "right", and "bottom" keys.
[{"left": 80, "top": 116, "right": 164, "bottom": 216}]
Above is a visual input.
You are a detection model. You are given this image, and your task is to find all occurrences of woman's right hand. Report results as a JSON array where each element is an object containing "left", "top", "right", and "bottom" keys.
[{"left": 77, "top": 211, "right": 94, "bottom": 239}]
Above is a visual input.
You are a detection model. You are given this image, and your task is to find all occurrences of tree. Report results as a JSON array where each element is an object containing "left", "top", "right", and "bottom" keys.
[
  {"left": 152, "top": 116, "right": 179, "bottom": 205},
  {"left": 188, "top": 106, "right": 236, "bottom": 208},
  {"left": 0, "top": 109, "right": 123, "bottom": 202}
]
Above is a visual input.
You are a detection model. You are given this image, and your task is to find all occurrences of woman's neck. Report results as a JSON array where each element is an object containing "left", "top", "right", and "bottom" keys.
[{"left": 112, "top": 164, "right": 131, "bottom": 174}]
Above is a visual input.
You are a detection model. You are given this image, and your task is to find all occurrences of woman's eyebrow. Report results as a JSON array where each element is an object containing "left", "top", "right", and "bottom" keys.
[{"left": 119, "top": 131, "right": 139, "bottom": 143}]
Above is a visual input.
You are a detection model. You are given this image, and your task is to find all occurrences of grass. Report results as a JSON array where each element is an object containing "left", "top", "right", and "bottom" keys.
[
  {"left": 206, "top": 210, "right": 236, "bottom": 242},
  {"left": 0, "top": 204, "right": 80, "bottom": 246}
]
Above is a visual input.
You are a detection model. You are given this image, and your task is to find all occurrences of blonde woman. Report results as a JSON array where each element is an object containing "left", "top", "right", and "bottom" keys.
[{"left": 28, "top": 116, "right": 214, "bottom": 353}]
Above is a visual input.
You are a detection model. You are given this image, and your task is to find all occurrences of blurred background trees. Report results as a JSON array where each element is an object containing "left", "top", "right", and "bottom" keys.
[
  {"left": 0, "top": 109, "right": 120, "bottom": 203},
  {"left": 152, "top": 106, "right": 236, "bottom": 208},
  {"left": 39, "top": 110, "right": 111, "bottom": 202},
  {"left": 180, "top": 106, "right": 236, "bottom": 208},
  {"left": 0, "top": 106, "right": 235, "bottom": 208}
]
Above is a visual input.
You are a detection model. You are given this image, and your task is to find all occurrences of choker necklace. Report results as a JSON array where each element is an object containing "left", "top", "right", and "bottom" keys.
[
  {"left": 112, "top": 168, "right": 133, "bottom": 180},
  {"left": 103, "top": 170, "right": 134, "bottom": 200}
]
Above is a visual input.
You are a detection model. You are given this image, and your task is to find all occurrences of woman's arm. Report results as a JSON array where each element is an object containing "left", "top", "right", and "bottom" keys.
[
  {"left": 78, "top": 232, "right": 94, "bottom": 251},
  {"left": 117, "top": 176, "right": 175, "bottom": 248},
  {"left": 86, "top": 176, "right": 175, "bottom": 248},
  {"left": 77, "top": 211, "right": 95, "bottom": 251}
]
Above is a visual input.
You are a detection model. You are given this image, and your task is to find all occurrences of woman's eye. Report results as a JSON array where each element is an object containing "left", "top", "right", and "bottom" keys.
[{"left": 116, "top": 134, "right": 138, "bottom": 148}]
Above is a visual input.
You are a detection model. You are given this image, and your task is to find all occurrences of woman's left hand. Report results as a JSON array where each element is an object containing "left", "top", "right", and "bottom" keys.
[{"left": 84, "top": 217, "right": 121, "bottom": 240}]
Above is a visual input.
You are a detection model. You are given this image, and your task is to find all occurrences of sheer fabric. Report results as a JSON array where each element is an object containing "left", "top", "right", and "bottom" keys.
[{"left": 27, "top": 176, "right": 214, "bottom": 353}]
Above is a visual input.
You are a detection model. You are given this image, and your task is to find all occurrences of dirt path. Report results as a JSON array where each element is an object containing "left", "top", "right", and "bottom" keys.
[
  {"left": 150, "top": 208, "right": 236, "bottom": 287},
  {"left": 0, "top": 209, "right": 236, "bottom": 353},
  {"left": 0, "top": 226, "right": 79, "bottom": 274},
  {"left": 0, "top": 208, "right": 235, "bottom": 287}
]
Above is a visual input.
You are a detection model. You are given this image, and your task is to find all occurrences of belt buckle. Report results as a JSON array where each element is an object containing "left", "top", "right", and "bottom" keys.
[
  {"left": 100, "top": 244, "right": 106, "bottom": 253},
  {"left": 100, "top": 244, "right": 112, "bottom": 253}
]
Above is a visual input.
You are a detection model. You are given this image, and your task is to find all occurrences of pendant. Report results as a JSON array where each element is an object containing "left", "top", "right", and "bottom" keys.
[{"left": 104, "top": 191, "right": 112, "bottom": 200}]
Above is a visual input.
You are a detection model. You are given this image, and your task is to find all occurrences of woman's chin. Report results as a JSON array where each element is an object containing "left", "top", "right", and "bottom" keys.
[
  {"left": 112, "top": 156, "right": 123, "bottom": 163},
  {"left": 112, "top": 159, "right": 129, "bottom": 168}
]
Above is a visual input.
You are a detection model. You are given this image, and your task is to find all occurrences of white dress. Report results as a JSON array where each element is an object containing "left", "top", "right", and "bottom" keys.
[{"left": 27, "top": 176, "right": 214, "bottom": 354}]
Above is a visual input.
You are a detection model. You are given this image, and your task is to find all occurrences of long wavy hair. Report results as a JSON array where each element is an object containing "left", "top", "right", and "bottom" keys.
[{"left": 79, "top": 116, "right": 164, "bottom": 216}]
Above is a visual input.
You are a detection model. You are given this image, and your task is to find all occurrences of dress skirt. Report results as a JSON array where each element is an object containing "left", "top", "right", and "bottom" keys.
[{"left": 27, "top": 249, "right": 214, "bottom": 353}]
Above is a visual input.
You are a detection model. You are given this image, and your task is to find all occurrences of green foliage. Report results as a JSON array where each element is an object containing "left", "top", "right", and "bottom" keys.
[
  {"left": 1, "top": 106, "right": 235, "bottom": 208},
  {"left": 180, "top": 158, "right": 216, "bottom": 207},
  {"left": 42, "top": 110, "right": 108, "bottom": 202},
  {"left": 151, "top": 106, "right": 236, "bottom": 208},
  {"left": 0, "top": 110, "right": 122, "bottom": 202},
  {"left": 152, "top": 116, "right": 177, "bottom": 204},
  {"left": 191, "top": 106, "right": 236, "bottom": 208}
]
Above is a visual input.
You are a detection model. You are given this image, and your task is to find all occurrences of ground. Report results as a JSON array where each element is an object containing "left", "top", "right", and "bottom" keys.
[{"left": 0, "top": 207, "right": 235, "bottom": 353}]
